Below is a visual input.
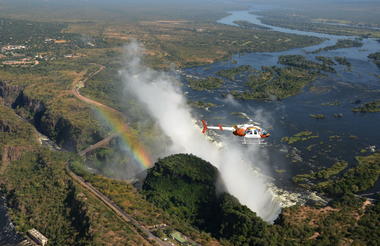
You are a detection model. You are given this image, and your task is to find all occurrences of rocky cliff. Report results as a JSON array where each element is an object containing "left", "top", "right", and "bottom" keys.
[{"left": 0, "top": 80, "right": 101, "bottom": 152}]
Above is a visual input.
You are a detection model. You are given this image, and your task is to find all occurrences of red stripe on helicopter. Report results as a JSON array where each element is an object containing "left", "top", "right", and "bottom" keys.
[
  {"left": 201, "top": 120, "right": 208, "bottom": 134},
  {"left": 218, "top": 124, "right": 223, "bottom": 131}
]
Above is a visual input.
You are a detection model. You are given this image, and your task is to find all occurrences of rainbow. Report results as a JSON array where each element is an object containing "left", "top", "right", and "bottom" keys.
[{"left": 92, "top": 104, "right": 153, "bottom": 169}]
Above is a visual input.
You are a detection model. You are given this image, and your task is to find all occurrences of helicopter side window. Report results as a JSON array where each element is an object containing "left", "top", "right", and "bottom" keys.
[
  {"left": 254, "top": 130, "right": 257, "bottom": 135},
  {"left": 246, "top": 130, "right": 252, "bottom": 135}
]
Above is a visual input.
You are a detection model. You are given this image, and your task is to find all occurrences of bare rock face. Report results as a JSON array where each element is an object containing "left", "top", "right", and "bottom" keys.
[
  {"left": 0, "top": 120, "right": 12, "bottom": 133},
  {"left": 0, "top": 145, "right": 32, "bottom": 175},
  {"left": 0, "top": 81, "right": 23, "bottom": 107},
  {"left": 0, "top": 80, "right": 82, "bottom": 151},
  {"left": 1, "top": 145, "right": 29, "bottom": 164}
]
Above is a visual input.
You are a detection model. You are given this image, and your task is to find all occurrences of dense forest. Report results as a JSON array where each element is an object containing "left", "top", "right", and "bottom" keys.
[{"left": 143, "top": 154, "right": 380, "bottom": 246}]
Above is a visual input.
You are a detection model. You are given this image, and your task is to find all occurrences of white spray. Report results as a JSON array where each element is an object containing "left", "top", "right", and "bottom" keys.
[{"left": 120, "top": 41, "right": 281, "bottom": 222}]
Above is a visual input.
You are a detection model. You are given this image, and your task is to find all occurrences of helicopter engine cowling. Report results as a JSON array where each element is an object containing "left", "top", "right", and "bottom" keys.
[{"left": 233, "top": 128, "right": 246, "bottom": 136}]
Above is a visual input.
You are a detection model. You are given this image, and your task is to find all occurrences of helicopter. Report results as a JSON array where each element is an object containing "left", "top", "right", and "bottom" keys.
[{"left": 201, "top": 120, "right": 270, "bottom": 144}]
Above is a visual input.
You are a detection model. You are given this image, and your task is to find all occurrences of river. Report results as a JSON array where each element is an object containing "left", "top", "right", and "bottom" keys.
[{"left": 182, "top": 10, "right": 380, "bottom": 192}]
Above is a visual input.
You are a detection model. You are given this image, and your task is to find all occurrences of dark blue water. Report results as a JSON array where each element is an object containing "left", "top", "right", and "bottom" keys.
[{"left": 183, "top": 10, "right": 380, "bottom": 189}]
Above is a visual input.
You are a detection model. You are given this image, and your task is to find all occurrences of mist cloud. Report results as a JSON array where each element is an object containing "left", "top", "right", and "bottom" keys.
[{"left": 120, "top": 41, "right": 280, "bottom": 221}]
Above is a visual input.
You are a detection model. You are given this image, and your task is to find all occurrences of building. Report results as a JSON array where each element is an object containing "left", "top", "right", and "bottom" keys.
[
  {"left": 2, "top": 58, "right": 39, "bottom": 66},
  {"left": 1, "top": 45, "right": 26, "bottom": 52},
  {"left": 27, "top": 229, "right": 48, "bottom": 246}
]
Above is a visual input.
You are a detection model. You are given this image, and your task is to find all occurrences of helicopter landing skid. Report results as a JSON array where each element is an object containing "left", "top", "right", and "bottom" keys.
[{"left": 242, "top": 138, "right": 267, "bottom": 145}]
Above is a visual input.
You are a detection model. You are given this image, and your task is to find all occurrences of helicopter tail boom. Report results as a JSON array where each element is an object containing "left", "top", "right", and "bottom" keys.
[{"left": 201, "top": 120, "right": 235, "bottom": 133}]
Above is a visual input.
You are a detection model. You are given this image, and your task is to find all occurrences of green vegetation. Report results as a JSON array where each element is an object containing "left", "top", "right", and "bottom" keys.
[
  {"left": 316, "top": 56, "right": 335, "bottom": 66},
  {"left": 2, "top": 150, "right": 93, "bottom": 245},
  {"left": 142, "top": 153, "right": 380, "bottom": 245},
  {"left": 233, "top": 20, "right": 270, "bottom": 30},
  {"left": 216, "top": 65, "right": 253, "bottom": 80},
  {"left": 0, "top": 105, "right": 37, "bottom": 147},
  {"left": 0, "top": 124, "right": 144, "bottom": 245},
  {"left": 257, "top": 4, "right": 380, "bottom": 38},
  {"left": 1, "top": 3, "right": 380, "bottom": 246},
  {"left": 334, "top": 56, "right": 351, "bottom": 68},
  {"left": 352, "top": 100, "right": 380, "bottom": 112},
  {"left": 310, "top": 113, "right": 326, "bottom": 119},
  {"left": 231, "top": 65, "right": 317, "bottom": 100},
  {"left": 292, "top": 153, "right": 380, "bottom": 196},
  {"left": 188, "top": 76, "right": 223, "bottom": 91},
  {"left": 279, "top": 54, "right": 335, "bottom": 73},
  {"left": 142, "top": 154, "right": 267, "bottom": 245},
  {"left": 71, "top": 159, "right": 220, "bottom": 246},
  {"left": 79, "top": 64, "right": 125, "bottom": 111},
  {"left": 293, "top": 161, "right": 348, "bottom": 183},
  {"left": 143, "top": 154, "right": 219, "bottom": 227},
  {"left": 144, "top": 22, "right": 322, "bottom": 67},
  {"left": 0, "top": 5, "right": 324, "bottom": 156},
  {"left": 0, "top": 108, "right": 157, "bottom": 245},
  {"left": 312, "top": 39, "right": 363, "bottom": 53},
  {"left": 324, "top": 153, "right": 380, "bottom": 195},
  {"left": 321, "top": 100, "right": 340, "bottom": 106},
  {"left": 227, "top": 55, "right": 338, "bottom": 100},
  {"left": 0, "top": 61, "right": 108, "bottom": 152},
  {"left": 281, "top": 131, "right": 319, "bottom": 144},
  {"left": 2, "top": 151, "right": 158, "bottom": 245},
  {"left": 189, "top": 100, "right": 217, "bottom": 110},
  {"left": 0, "top": 107, "right": 217, "bottom": 245},
  {"left": 275, "top": 194, "right": 380, "bottom": 245},
  {"left": 368, "top": 51, "right": 380, "bottom": 68},
  {"left": 329, "top": 135, "right": 341, "bottom": 141},
  {"left": 0, "top": 18, "right": 78, "bottom": 47}
]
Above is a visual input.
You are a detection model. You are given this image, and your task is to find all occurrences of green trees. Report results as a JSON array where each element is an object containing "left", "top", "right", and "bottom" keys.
[
  {"left": 278, "top": 55, "right": 335, "bottom": 73},
  {"left": 216, "top": 65, "right": 253, "bottom": 80},
  {"left": 350, "top": 198, "right": 380, "bottom": 245},
  {"left": 3, "top": 150, "right": 92, "bottom": 245},
  {"left": 292, "top": 153, "right": 380, "bottom": 197},
  {"left": 312, "top": 39, "right": 363, "bottom": 53},
  {"left": 352, "top": 100, "right": 380, "bottom": 112},
  {"left": 188, "top": 77, "right": 224, "bottom": 91},
  {"left": 143, "top": 154, "right": 269, "bottom": 246},
  {"left": 143, "top": 153, "right": 380, "bottom": 245},
  {"left": 368, "top": 52, "right": 380, "bottom": 68},
  {"left": 223, "top": 54, "right": 338, "bottom": 100},
  {"left": 325, "top": 153, "right": 380, "bottom": 195},
  {"left": 143, "top": 154, "right": 219, "bottom": 228},
  {"left": 233, "top": 65, "right": 316, "bottom": 100},
  {"left": 215, "top": 194, "right": 267, "bottom": 245}
]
